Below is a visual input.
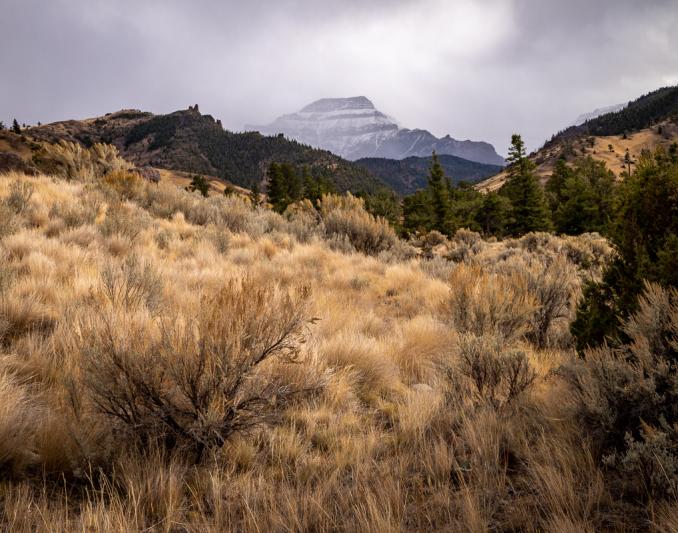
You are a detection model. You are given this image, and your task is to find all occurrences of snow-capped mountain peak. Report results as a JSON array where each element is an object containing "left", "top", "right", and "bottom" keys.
[{"left": 248, "top": 97, "right": 504, "bottom": 166}]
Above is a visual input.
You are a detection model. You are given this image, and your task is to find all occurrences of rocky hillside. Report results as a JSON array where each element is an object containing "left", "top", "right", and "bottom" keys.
[
  {"left": 24, "top": 106, "right": 387, "bottom": 193},
  {"left": 356, "top": 154, "right": 502, "bottom": 194},
  {"left": 477, "top": 86, "right": 678, "bottom": 192},
  {"left": 250, "top": 97, "right": 505, "bottom": 166}
]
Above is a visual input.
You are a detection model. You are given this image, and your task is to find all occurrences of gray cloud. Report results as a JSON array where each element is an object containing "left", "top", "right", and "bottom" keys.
[{"left": 2, "top": 0, "right": 677, "bottom": 155}]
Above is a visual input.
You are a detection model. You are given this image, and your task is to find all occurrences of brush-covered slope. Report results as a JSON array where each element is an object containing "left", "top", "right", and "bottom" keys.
[
  {"left": 5, "top": 159, "right": 646, "bottom": 530},
  {"left": 356, "top": 154, "right": 502, "bottom": 194},
  {"left": 25, "top": 106, "right": 387, "bottom": 193}
]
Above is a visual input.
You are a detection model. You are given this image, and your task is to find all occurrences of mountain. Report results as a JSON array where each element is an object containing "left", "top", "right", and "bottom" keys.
[
  {"left": 355, "top": 154, "right": 502, "bottom": 195},
  {"left": 572, "top": 102, "right": 627, "bottom": 126},
  {"left": 25, "top": 106, "right": 386, "bottom": 193},
  {"left": 249, "top": 96, "right": 505, "bottom": 166},
  {"left": 477, "top": 86, "right": 678, "bottom": 192}
]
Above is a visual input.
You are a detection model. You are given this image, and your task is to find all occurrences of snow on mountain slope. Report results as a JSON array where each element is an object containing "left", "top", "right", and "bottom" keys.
[
  {"left": 248, "top": 97, "right": 505, "bottom": 166},
  {"left": 572, "top": 102, "right": 627, "bottom": 126}
]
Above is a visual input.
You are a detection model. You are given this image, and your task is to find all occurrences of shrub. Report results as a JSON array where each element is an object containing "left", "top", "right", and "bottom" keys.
[
  {"left": 318, "top": 193, "right": 397, "bottom": 255},
  {"left": 103, "top": 169, "right": 144, "bottom": 200},
  {"left": 0, "top": 204, "right": 22, "bottom": 238},
  {"left": 457, "top": 333, "right": 536, "bottom": 409},
  {"left": 80, "top": 278, "right": 316, "bottom": 462},
  {"left": 524, "top": 256, "right": 579, "bottom": 348},
  {"left": 100, "top": 256, "right": 164, "bottom": 316},
  {"left": 99, "top": 203, "right": 149, "bottom": 241},
  {"left": 39, "top": 141, "right": 131, "bottom": 181},
  {"left": 560, "top": 283, "right": 678, "bottom": 500},
  {"left": 0, "top": 371, "right": 41, "bottom": 476},
  {"left": 445, "top": 265, "right": 536, "bottom": 344},
  {"left": 5, "top": 180, "right": 34, "bottom": 214}
]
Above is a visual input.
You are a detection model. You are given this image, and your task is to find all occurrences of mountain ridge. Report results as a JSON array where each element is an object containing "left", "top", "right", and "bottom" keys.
[
  {"left": 355, "top": 154, "right": 501, "bottom": 195},
  {"left": 249, "top": 96, "right": 505, "bottom": 166},
  {"left": 24, "top": 106, "right": 388, "bottom": 194}
]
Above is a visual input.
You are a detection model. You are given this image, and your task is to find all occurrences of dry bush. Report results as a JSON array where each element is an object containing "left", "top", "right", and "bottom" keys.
[
  {"left": 521, "top": 256, "right": 580, "bottom": 348},
  {"left": 457, "top": 333, "right": 536, "bottom": 409},
  {"left": 0, "top": 180, "right": 34, "bottom": 238},
  {"left": 446, "top": 228, "right": 485, "bottom": 263},
  {"left": 5, "top": 180, "right": 34, "bottom": 215},
  {"left": 0, "top": 203, "right": 23, "bottom": 238},
  {"left": 559, "top": 283, "right": 678, "bottom": 502},
  {"left": 48, "top": 189, "right": 103, "bottom": 229},
  {"left": 80, "top": 277, "right": 317, "bottom": 461},
  {"left": 284, "top": 199, "right": 322, "bottom": 243},
  {"left": 143, "top": 183, "right": 194, "bottom": 220},
  {"left": 445, "top": 264, "right": 536, "bottom": 344},
  {"left": 528, "top": 258, "right": 579, "bottom": 348},
  {"left": 39, "top": 141, "right": 131, "bottom": 181},
  {"left": 99, "top": 202, "right": 150, "bottom": 242},
  {"left": 102, "top": 168, "right": 144, "bottom": 200},
  {"left": 0, "top": 294, "right": 54, "bottom": 347},
  {"left": 0, "top": 371, "right": 41, "bottom": 476},
  {"left": 318, "top": 193, "right": 397, "bottom": 255},
  {"left": 100, "top": 255, "right": 164, "bottom": 316}
]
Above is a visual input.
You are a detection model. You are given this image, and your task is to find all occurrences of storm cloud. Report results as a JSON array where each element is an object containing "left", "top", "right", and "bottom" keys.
[{"left": 2, "top": 0, "right": 677, "bottom": 154}]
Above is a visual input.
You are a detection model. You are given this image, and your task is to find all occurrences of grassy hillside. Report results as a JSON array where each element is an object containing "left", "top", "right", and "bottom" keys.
[
  {"left": 356, "top": 154, "right": 502, "bottom": 194},
  {"left": 2, "top": 143, "right": 677, "bottom": 530},
  {"left": 26, "top": 108, "right": 386, "bottom": 193}
]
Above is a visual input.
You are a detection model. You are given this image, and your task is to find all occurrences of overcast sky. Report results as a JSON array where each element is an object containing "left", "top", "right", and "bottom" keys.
[{"left": 2, "top": 0, "right": 677, "bottom": 155}]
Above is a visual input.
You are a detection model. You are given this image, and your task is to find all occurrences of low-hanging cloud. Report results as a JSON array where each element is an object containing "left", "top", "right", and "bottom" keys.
[{"left": 2, "top": 0, "right": 677, "bottom": 155}]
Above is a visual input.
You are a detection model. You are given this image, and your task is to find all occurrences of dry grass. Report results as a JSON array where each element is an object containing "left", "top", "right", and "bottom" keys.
[{"left": 0, "top": 167, "right": 669, "bottom": 531}]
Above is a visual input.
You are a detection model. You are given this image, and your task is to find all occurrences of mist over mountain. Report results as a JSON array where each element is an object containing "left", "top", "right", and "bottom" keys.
[
  {"left": 572, "top": 102, "right": 627, "bottom": 126},
  {"left": 249, "top": 97, "right": 505, "bottom": 166}
]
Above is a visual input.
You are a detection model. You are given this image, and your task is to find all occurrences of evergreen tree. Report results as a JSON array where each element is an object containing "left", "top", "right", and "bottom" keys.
[
  {"left": 427, "top": 152, "right": 449, "bottom": 232},
  {"left": 11, "top": 119, "right": 21, "bottom": 134},
  {"left": 446, "top": 181, "right": 483, "bottom": 233},
  {"left": 249, "top": 182, "right": 261, "bottom": 208},
  {"left": 186, "top": 174, "right": 210, "bottom": 197},
  {"left": 546, "top": 156, "right": 617, "bottom": 235},
  {"left": 545, "top": 157, "right": 573, "bottom": 211},
  {"left": 501, "top": 134, "right": 551, "bottom": 235},
  {"left": 475, "top": 191, "right": 511, "bottom": 236},
  {"left": 402, "top": 190, "right": 434, "bottom": 235},
  {"left": 552, "top": 173, "right": 597, "bottom": 234},
  {"left": 0, "top": 121, "right": 4, "bottom": 130},
  {"left": 357, "top": 189, "right": 402, "bottom": 228},
  {"left": 266, "top": 162, "right": 287, "bottom": 212},
  {"left": 281, "top": 163, "right": 303, "bottom": 203}
]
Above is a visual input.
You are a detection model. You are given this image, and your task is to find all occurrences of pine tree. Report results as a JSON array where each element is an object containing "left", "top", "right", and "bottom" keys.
[
  {"left": 186, "top": 174, "right": 210, "bottom": 197},
  {"left": 427, "top": 152, "right": 449, "bottom": 233},
  {"left": 402, "top": 190, "right": 435, "bottom": 235},
  {"left": 501, "top": 134, "right": 551, "bottom": 235},
  {"left": 266, "top": 162, "right": 287, "bottom": 212},
  {"left": 0, "top": 121, "right": 5, "bottom": 130},
  {"left": 11, "top": 119, "right": 21, "bottom": 134},
  {"left": 282, "top": 163, "right": 302, "bottom": 203},
  {"left": 475, "top": 191, "right": 510, "bottom": 236},
  {"left": 552, "top": 174, "right": 597, "bottom": 234},
  {"left": 249, "top": 182, "right": 261, "bottom": 208}
]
